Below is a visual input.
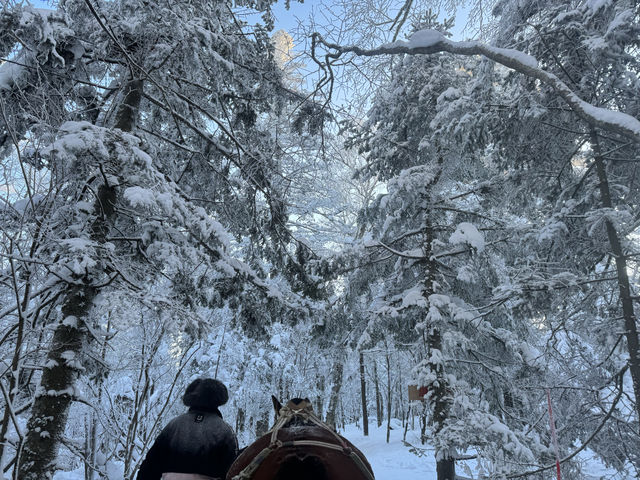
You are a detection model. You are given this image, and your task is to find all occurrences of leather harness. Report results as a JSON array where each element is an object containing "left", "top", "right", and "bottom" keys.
[{"left": 230, "top": 400, "right": 374, "bottom": 480}]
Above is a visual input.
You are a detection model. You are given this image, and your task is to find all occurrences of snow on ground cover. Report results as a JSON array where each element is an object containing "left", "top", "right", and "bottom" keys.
[
  {"left": 341, "top": 419, "right": 439, "bottom": 480},
  {"left": 340, "top": 420, "right": 627, "bottom": 480},
  {"left": 50, "top": 418, "right": 628, "bottom": 480}
]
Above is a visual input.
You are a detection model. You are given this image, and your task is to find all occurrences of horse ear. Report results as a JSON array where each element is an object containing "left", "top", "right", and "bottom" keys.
[{"left": 271, "top": 395, "right": 282, "bottom": 415}]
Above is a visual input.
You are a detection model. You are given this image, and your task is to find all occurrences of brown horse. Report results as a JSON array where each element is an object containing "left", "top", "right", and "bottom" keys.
[{"left": 226, "top": 397, "right": 375, "bottom": 480}]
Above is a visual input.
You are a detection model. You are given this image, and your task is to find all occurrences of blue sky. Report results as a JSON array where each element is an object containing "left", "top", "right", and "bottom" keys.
[{"left": 272, "top": 1, "right": 315, "bottom": 32}]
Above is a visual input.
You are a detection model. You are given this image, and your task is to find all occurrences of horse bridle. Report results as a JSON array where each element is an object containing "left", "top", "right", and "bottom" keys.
[{"left": 231, "top": 400, "right": 374, "bottom": 480}]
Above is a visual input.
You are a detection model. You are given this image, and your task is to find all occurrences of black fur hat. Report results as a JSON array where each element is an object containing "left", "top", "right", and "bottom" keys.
[{"left": 183, "top": 378, "right": 229, "bottom": 409}]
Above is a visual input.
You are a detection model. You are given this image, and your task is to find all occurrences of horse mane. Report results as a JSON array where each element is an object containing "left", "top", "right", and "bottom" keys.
[{"left": 274, "top": 454, "right": 328, "bottom": 480}]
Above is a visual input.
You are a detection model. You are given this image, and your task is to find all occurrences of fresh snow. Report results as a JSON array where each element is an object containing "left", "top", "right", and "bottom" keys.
[
  {"left": 123, "top": 186, "right": 156, "bottom": 208},
  {"left": 449, "top": 222, "right": 485, "bottom": 252},
  {"left": 0, "top": 61, "right": 26, "bottom": 91},
  {"left": 487, "top": 46, "right": 538, "bottom": 69},
  {"left": 586, "top": 0, "right": 612, "bottom": 14},
  {"left": 343, "top": 422, "right": 626, "bottom": 480},
  {"left": 575, "top": 95, "right": 640, "bottom": 135},
  {"left": 401, "top": 285, "right": 428, "bottom": 308},
  {"left": 43, "top": 418, "right": 630, "bottom": 480},
  {"left": 380, "top": 30, "right": 640, "bottom": 139},
  {"left": 408, "top": 29, "right": 444, "bottom": 48},
  {"left": 397, "top": 29, "right": 539, "bottom": 70},
  {"left": 606, "top": 9, "right": 634, "bottom": 36},
  {"left": 343, "top": 420, "right": 443, "bottom": 480}
]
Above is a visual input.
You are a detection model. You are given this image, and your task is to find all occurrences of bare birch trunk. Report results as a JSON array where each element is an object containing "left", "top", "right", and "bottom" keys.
[{"left": 325, "top": 351, "right": 345, "bottom": 431}]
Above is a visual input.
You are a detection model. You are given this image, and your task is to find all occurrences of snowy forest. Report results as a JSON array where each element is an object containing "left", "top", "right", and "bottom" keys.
[{"left": 1, "top": 0, "right": 639, "bottom": 479}]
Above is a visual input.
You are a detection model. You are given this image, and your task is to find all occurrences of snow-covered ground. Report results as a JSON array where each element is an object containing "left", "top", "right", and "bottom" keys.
[
  {"left": 340, "top": 419, "right": 627, "bottom": 480},
  {"left": 341, "top": 419, "right": 440, "bottom": 480},
  {"left": 51, "top": 418, "right": 628, "bottom": 480}
]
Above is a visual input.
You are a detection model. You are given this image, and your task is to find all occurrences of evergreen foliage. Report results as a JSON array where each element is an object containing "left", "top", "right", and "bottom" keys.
[{"left": 1, "top": 1, "right": 639, "bottom": 479}]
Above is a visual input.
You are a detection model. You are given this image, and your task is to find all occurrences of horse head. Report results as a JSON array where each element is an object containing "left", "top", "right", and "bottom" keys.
[
  {"left": 271, "top": 396, "right": 317, "bottom": 428},
  {"left": 272, "top": 396, "right": 313, "bottom": 415}
]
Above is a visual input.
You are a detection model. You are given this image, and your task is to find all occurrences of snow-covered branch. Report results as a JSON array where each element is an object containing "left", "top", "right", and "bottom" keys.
[{"left": 313, "top": 30, "right": 640, "bottom": 142}]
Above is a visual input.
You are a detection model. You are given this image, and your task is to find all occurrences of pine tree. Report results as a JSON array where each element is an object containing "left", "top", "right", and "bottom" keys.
[
  {"left": 485, "top": 0, "right": 640, "bottom": 471},
  {"left": 343, "top": 14, "right": 548, "bottom": 479}
]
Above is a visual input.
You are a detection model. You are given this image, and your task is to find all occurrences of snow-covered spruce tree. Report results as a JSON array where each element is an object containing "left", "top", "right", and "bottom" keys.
[
  {"left": 482, "top": 0, "right": 640, "bottom": 472},
  {"left": 341, "top": 15, "right": 549, "bottom": 479},
  {"left": 310, "top": 0, "right": 640, "bottom": 475},
  {"left": 0, "top": 1, "right": 311, "bottom": 478}
]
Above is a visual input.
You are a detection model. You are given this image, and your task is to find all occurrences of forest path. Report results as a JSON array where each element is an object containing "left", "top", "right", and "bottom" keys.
[
  {"left": 342, "top": 419, "right": 442, "bottom": 480},
  {"left": 342, "top": 419, "right": 623, "bottom": 480}
]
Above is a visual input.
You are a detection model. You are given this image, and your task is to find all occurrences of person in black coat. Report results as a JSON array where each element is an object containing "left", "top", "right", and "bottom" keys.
[{"left": 137, "top": 378, "right": 238, "bottom": 480}]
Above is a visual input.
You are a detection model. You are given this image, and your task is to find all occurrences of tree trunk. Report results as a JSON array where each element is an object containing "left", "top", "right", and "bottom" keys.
[
  {"left": 86, "top": 314, "right": 111, "bottom": 480},
  {"left": 385, "top": 343, "right": 392, "bottom": 444},
  {"left": 591, "top": 130, "right": 640, "bottom": 427},
  {"left": 0, "top": 277, "right": 26, "bottom": 469},
  {"left": 373, "top": 360, "right": 382, "bottom": 427},
  {"left": 437, "top": 459, "right": 456, "bottom": 480},
  {"left": 325, "top": 351, "right": 345, "bottom": 431},
  {"left": 315, "top": 375, "right": 325, "bottom": 420},
  {"left": 124, "top": 317, "right": 164, "bottom": 479},
  {"left": 17, "top": 284, "right": 98, "bottom": 480},
  {"left": 397, "top": 352, "right": 404, "bottom": 425},
  {"left": 428, "top": 327, "right": 455, "bottom": 480},
  {"left": 17, "top": 78, "right": 142, "bottom": 480},
  {"left": 359, "top": 351, "right": 369, "bottom": 436},
  {"left": 422, "top": 174, "right": 455, "bottom": 480},
  {"left": 236, "top": 408, "right": 245, "bottom": 435}
]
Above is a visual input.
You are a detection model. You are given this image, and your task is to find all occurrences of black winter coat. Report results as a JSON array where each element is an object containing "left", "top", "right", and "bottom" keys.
[{"left": 136, "top": 408, "right": 238, "bottom": 480}]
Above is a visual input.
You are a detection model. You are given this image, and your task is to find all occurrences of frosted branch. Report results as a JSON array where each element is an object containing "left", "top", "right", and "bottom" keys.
[{"left": 313, "top": 30, "right": 640, "bottom": 143}]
